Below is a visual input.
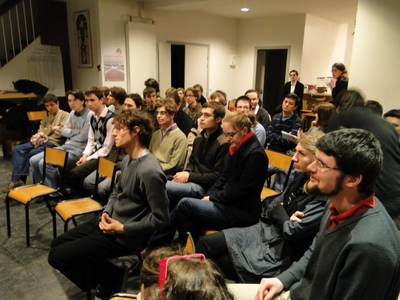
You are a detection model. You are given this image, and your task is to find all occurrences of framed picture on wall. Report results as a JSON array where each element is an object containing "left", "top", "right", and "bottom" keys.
[{"left": 74, "top": 10, "right": 93, "bottom": 68}]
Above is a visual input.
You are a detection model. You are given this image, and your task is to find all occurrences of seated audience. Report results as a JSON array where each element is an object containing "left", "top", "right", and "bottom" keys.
[
  {"left": 143, "top": 86, "right": 158, "bottom": 127},
  {"left": 235, "top": 95, "right": 266, "bottom": 146},
  {"left": 124, "top": 93, "right": 143, "bottom": 111},
  {"left": 107, "top": 86, "right": 127, "bottom": 114},
  {"left": 256, "top": 128, "right": 400, "bottom": 300},
  {"left": 30, "top": 89, "right": 92, "bottom": 189},
  {"left": 383, "top": 109, "right": 400, "bottom": 139},
  {"left": 166, "top": 89, "right": 193, "bottom": 136},
  {"left": 2, "top": 93, "right": 69, "bottom": 193},
  {"left": 245, "top": 89, "right": 270, "bottom": 132},
  {"left": 148, "top": 111, "right": 268, "bottom": 248},
  {"left": 337, "top": 89, "right": 365, "bottom": 112},
  {"left": 166, "top": 101, "right": 229, "bottom": 208},
  {"left": 196, "top": 131, "right": 327, "bottom": 283},
  {"left": 328, "top": 105, "right": 400, "bottom": 219},
  {"left": 209, "top": 90, "right": 227, "bottom": 107},
  {"left": 183, "top": 87, "right": 202, "bottom": 125},
  {"left": 149, "top": 98, "right": 187, "bottom": 176},
  {"left": 299, "top": 102, "right": 335, "bottom": 136},
  {"left": 64, "top": 86, "right": 114, "bottom": 197},
  {"left": 193, "top": 84, "right": 207, "bottom": 106},
  {"left": 138, "top": 247, "right": 234, "bottom": 300},
  {"left": 48, "top": 110, "right": 170, "bottom": 297},
  {"left": 265, "top": 93, "right": 302, "bottom": 154}
]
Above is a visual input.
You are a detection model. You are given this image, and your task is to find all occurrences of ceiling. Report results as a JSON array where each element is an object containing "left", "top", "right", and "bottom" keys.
[{"left": 141, "top": 0, "right": 358, "bottom": 24}]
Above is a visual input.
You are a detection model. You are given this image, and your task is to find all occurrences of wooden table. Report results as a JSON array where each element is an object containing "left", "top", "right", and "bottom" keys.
[
  {"left": 303, "top": 92, "right": 333, "bottom": 111},
  {"left": 301, "top": 111, "right": 316, "bottom": 132}
]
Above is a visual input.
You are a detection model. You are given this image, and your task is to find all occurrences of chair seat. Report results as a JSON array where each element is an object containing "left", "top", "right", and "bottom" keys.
[
  {"left": 261, "top": 187, "right": 279, "bottom": 200},
  {"left": 8, "top": 184, "right": 57, "bottom": 205},
  {"left": 55, "top": 198, "right": 103, "bottom": 221}
]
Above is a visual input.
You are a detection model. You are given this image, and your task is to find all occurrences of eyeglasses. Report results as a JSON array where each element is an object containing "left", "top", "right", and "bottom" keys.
[
  {"left": 313, "top": 156, "right": 340, "bottom": 171},
  {"left": 223, "top": 131, "right": 238, "bottom": 139},
  {"left": 155, "top": 111, "right": 168, "bottom": 116},
  {"left": 159, "top": 253, "right": 205, "bottom": 296}
]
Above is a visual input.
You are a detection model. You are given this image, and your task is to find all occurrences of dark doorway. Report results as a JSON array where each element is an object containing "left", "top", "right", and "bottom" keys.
[
  {"left": 171, "top": 44, "right": 185, "bottom": 88},
  {"left": 256, "top": 49, "right": 287, "bottom": 115}
]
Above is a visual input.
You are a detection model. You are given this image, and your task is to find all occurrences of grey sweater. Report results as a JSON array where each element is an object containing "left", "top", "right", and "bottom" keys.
[{"left": 103, "top": 152, "right": 170, "bottom": 249}]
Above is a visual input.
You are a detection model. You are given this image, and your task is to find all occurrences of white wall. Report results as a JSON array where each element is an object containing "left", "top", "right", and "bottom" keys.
[
  {"left": 236, "top": 14, "right": 306, "bottom": 97},
  {"left": 147, "top": 9, "right": 238, "bottom": 99},
  {"left": 301, "top": 14, "right": 351, "bottom": 85},
  {"left": 350, "top": 0, "right": 400, "bottom": 112}
]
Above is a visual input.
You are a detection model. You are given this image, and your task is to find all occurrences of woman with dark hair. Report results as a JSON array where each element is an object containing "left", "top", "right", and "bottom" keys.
[
  {"left": 309, "top": 102, "right": 336, "bottom": 133},
  {"left": 330, "top": 62, "right": 349, "bottom": 107},
  {"left": 337, "top": 89, "right": 365, "bottom": 112}
]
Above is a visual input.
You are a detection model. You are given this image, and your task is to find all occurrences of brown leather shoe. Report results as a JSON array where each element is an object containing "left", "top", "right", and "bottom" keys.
[{"left": 1, "top": 180, "right": 24, "bottom": 193}]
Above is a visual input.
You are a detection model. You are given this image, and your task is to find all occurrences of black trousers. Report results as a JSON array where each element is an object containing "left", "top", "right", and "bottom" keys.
[
  {"left": 48, "top": 217, "right": 133, "bottom": 292},
  {"left": 196, "top": 231, "right": 239, "bottom": 282},
  {"left": 67, "top": 158, "right": 98, "bottom": 197}
]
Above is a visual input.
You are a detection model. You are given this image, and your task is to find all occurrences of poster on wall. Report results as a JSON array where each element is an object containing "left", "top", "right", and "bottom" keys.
[
  {"left": 74, "top": 10, "right": 93, "bottom": 68},
  {"left": 104, "top": 48, "right": 125, "bottom": 82}
]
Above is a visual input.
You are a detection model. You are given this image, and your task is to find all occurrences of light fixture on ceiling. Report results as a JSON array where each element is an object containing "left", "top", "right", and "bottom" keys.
[{"left": 241, "top": 7, "right": 249, "bottom": 12}]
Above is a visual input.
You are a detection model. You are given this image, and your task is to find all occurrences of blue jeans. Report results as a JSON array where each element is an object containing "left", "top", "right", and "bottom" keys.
[
  {"left": 11, "top": 141, "right": 54, "bottom": 182},
  {"left": 30, "top": 149, "right": 80, "bottom": 188},
  {"left": 165, "top": 180, "right": 205, "bottom": 209},
  {"left": 148, "top": 197, "right": 233, "bottom": 248}
]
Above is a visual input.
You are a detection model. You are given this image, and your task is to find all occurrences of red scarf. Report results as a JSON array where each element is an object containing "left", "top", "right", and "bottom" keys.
[
  {"left": 328, "top": 193, "right": 375, "bottom": 229},
  {"left": 229, "top": 131, "right": 254, "bottom": 156}
]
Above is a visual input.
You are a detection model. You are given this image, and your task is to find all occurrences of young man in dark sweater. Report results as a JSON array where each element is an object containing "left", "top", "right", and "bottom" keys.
[
  {"left": 48, "top": 110, "right": 170, "bottom": 296},
  {"left": 166, "top": 101, "right": 229, "bottom": 208},
  {"left": 257, "top": 128, "right": 400, "bottom": 300}
]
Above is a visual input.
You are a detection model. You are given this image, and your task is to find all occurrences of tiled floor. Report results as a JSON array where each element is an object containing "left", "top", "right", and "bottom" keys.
[{"left": 0, "top": 153, "right": 140, "bottom": 299}]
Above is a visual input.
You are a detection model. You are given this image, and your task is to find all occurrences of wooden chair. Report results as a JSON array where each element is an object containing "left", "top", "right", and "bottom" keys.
[
  {"left": 185, "top": 232, "right": 196, "bottom": 254},
  {"left": 26, "top": 110, "right": 47, "bottom": 136},
  {"left": 261, "top": 149, "right": 294, "bottom": 200},
  {"left": 5, "top": 147, "right": 68, "bottom": 247},
  {"left": 52, "top": 156, "right": 117, "bottom": 237}
]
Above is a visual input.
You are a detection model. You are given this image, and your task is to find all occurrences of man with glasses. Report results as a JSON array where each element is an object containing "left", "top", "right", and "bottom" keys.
[
  {"left": 165, "top": 101, "right": 229, "bottom": 209},
  {"left": 236, "top": 95, "right": 266, "bottom": 146},
  {"left": 149, "top": 98, "right": 187, "bottom": 176},
  {"left": 183, "top": 87, "right": 202, "bottom": 125},
  {"left": 257, "top": 128, "right": 400, "bottom": 300}
]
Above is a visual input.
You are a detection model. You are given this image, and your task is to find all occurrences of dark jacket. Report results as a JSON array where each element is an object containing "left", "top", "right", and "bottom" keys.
[
  {"left": 208, "top": 134, "right": 268, "bottom": 226},
  {"left": 185, "top": 126, "right": 229, "bottom": 191},
  {"left": 331, "top": 78, "right": 348, "bottom": 107}
]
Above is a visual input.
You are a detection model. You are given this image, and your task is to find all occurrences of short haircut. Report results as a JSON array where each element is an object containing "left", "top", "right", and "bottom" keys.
[
  {"left": 383, "top": 109, "right": 400, "bottom": 119},
  {"left": 43, "top": 93, "right": 58, "bottom": 104},
  {"left": 85, "top": 86, "right": 104, "bottom": 100},
  {"left": 209, "top": 90, "right": 227, "bottom": 106},
  {"left": 113, "top": 110, "right": 154, "bottom": 148},
  {"left": 99, "top": 86, "right": 110, "bottom": 98},
  {"left": 203, "top": 101, "right": 226, "bottom": 120},
  {"left": 66, "top": 89, "right": 85, "bottom": 101},
  {"left": 165, "top": 87, "right": 177, "bottom": 97},
  {"left": 155, "top": 98, "right": 178, "bottom": 115},
  {"left": 143, "top": 87, "right": 157, "bottom": 98},
  {"left": 185, "top": 87, "right": 199, "bottom": 99},
  {"left": 126, "top": 93, "right": 143, "bottom": 109},
  {"left": 244, "top": 89, "right": 260, "bottom": 98},
  {"left": 110, "top": 86, "right": 127, "bottom": 105},
  {"left": 144, "top": 78, "right": 160, "bottom": 93},
  {"left": 365, "top": 100, "right": 383, "bottom": 116},
  {"left": 289, "top": 70, "right": 299, "bottom": 76},
  {"left": 235, "top": 95, "right": 252, "bottom": 108},
  {"left": 284, "top": 93, "right": 300, "bottom": 107},
  {"left": 316, "top": 128, "right": 383, "bottom": 194},
  {"left": 193, "top": 84, "right": 203, "bottom": 92}
]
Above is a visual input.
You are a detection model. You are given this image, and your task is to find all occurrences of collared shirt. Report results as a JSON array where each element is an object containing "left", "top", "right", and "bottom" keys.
[
  {"left": 328, "top": 193, "right": 376, "bottom": 229},
  {"left": 290, "top": 81, "right": 297, "bottom": 93},
  {"left": 254, "top": 104, "right": 260, "bottom": 115}
]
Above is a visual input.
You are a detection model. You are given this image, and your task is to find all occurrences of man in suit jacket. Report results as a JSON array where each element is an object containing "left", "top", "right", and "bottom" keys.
[{"left": 283, "top": 70, "right": 304, "bottom": 114}]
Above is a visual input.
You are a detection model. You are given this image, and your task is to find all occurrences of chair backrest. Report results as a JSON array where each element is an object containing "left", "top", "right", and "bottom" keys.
[
  {"left": 27, "top": 110, "right": 47, "bottom": 121},
  {"left": 42, "top": 147, "right": 69, "bottom": 186},
  {"left": 94, "top": 157, "right": 117, "bottom": 195},
  {"left": 185, "top": 232, "right": 196, "bottom": 254},
  {"left": 265, "top": 149, "right": 293, "bottom": 171}
]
